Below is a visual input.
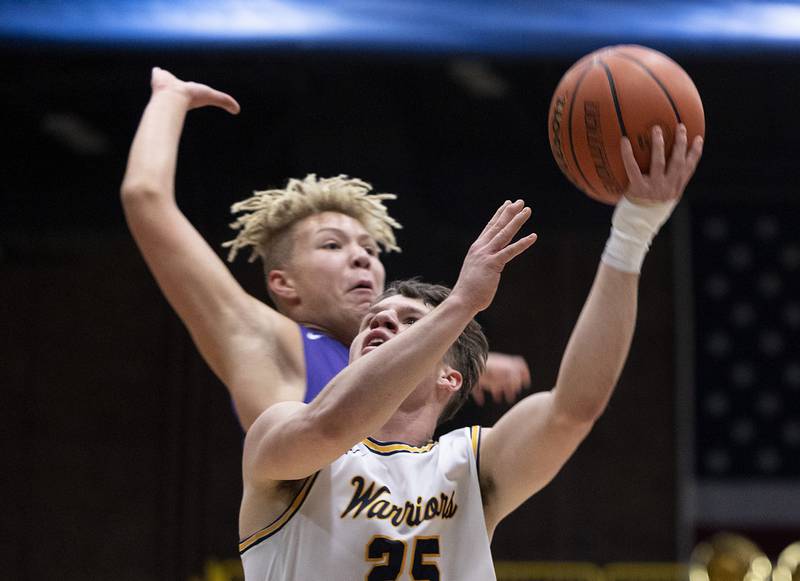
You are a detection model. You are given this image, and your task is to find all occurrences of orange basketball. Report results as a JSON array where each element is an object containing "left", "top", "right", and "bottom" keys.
[{"left": 548, "top": 45, "right": 705, "bottom": 204}]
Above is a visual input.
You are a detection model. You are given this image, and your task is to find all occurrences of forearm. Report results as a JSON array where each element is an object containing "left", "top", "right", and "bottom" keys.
[
  {"left": 247, "top": 296, "right": 477, "bottom": 481},
  {"left": 308, "top": 296, "right": 476, "bottom": 441},
  {"left": 121, "top": 90, "right": 190, "bottom": 201},
  {"left": 552, "top": 262, "right": 638, "bottom": 422}
]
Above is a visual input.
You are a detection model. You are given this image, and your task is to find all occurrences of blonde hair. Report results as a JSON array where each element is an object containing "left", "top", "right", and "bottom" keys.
[{"left": 222, "top": 174, "right": 402, "bottom": 268}]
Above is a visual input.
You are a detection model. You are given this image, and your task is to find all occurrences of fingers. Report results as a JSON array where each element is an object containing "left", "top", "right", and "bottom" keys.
[
  {"left": 667, "top": 124, "right": 703, "bottom": 192},
  {"left": 497, "top": 232, "right": 537, "bottom": 263},
  {"left": 478, "top": 200, "right": 512, "bottom": 239},
  {"left": 151, "top": 66, "right": 178, "bottom": 91},
  {"left": 479, "top": 353, "right": 531, "bottom": 405},
  {"left": 620, "top": 137, "right": 644, "bottom": 189},
  {"left": 649, "top": 125, "right": 666, "bottom": 176},
  {"left": 667, "top": 124, "right": 688, "bottom": 174},
  {"left": 490, "top": 205, "right": 532, "bottom": 251},
  {"left": 684, "top": 135, "right": 704, "bottom": 178},
  {"left": 212, "top": 89, "right": 241, "bottom": 115},
  {"left": 515, "top": 356, "right": 532, "bottom": 386},
  {"left": 481, "top": 199, "right": 523, "bottom": 241},
  {"left": 478, "top": 200, "right": 536, "bottom": 264},
  {"left": 504, "top": 381, "right": 522, "bottom": 404}
]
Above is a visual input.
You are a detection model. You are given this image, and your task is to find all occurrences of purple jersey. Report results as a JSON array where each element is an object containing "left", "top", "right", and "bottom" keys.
[{"left": 299, "top": 324, "right": 349, "bottom": 403}]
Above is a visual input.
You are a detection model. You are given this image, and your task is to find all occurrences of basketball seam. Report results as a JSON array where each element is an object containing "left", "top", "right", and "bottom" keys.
[
  {"left": 567, "top": 62, "right": 601, "bottom": 199},
  {"left": 600, "top": 59, "right": 628, "bottom": 138},
  {"left": 615, "top": 52, "right": 683, "bottom": 123}
]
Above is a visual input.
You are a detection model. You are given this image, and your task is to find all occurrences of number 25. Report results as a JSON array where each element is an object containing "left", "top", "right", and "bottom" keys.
[{"left": 365, "top": 535, "right": 440, "bottom": 580}]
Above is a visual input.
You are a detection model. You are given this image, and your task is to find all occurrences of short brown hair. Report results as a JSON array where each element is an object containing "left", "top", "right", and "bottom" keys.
[{"left": 378, "top": 279, "right": 488, "bottom": 424}]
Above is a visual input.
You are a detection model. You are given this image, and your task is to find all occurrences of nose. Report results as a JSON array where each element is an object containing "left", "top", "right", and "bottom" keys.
[
  {"left": 370, "top": 309, "right": 399, "bottom": 333},
  {"left": 351, "top": 245, "right": 372, "bottom": 269}
]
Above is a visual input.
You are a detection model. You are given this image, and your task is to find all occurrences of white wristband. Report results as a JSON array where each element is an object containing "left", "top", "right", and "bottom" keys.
[{"left": 601, "top": 196, "right": 677, "bottom": 273}]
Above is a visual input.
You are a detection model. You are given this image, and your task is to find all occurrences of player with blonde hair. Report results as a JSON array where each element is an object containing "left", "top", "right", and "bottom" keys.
[{"left": 120, "top": 68, "right": 530, "bottom": 431}]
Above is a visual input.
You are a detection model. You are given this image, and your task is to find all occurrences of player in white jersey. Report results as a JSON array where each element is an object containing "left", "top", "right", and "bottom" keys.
[{"left": 239, "top": 125, "right": 703, "bottom": 579}]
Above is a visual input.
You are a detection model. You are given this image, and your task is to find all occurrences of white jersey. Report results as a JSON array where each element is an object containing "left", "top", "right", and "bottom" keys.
[{"left": 240, "top": 426, "right": 495, "bottom": 581}]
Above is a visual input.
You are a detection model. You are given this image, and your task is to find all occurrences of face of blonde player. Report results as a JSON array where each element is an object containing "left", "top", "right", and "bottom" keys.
[{"left": 285, "top": 212, "right": 386, "bottom": 342}]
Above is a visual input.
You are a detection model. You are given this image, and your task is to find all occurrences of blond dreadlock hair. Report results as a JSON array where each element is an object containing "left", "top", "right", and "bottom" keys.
[{"left": 222, "top": 174, "right": 402, "bottom": 271}]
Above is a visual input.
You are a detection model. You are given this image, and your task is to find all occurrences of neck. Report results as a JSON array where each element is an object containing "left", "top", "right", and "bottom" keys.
[
  {"left": 299, "top": 320, "right": 355, "bottom": 346},
  {"left": 372, "top": 407, "right": 440, "bottom": 447},
  {"left": 284, "top": 304, "right": 360, "bottom": 345}
]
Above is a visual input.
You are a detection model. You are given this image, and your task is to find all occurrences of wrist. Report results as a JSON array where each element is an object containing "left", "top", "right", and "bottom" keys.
[
  {"left": 442, "top": 290, "right": 483, "bottom": 320},
  {"left": 150, "top": 84, "right": 192, "bottom": 109},
  {"left": 601, "top": 196, "right": 677, "bottom": 273}
]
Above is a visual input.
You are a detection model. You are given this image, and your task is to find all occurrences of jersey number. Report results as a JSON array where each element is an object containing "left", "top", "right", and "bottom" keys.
[{"left": 365, "top": 536, "right": 440, "bottom": 580}]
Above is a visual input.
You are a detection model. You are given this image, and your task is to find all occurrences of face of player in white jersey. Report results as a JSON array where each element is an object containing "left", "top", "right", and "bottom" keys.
[
  {"left": 347, "top": 281, "right": 487, "bottom": 424},
  {"left": 350, "top": 294, "right": 432, "bottom": 360}
]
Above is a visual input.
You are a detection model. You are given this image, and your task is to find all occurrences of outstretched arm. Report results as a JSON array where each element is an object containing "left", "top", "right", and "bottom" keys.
[
  {"left": 480, "top": 125, "right": 703, "bottom": 532},
  {"left": 244, "top": 201, "right": 538, "bottom": 483},
  {"left": 121, "top": 68, "right": 305, "bottom": 430}
]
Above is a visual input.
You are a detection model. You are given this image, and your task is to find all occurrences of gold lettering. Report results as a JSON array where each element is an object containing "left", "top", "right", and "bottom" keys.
[
  {"left": 341, "top": 476, "right": 391, "bottom": 519},
  {"left": 342, "top": 477, "right": 458, "bottom": 529}
]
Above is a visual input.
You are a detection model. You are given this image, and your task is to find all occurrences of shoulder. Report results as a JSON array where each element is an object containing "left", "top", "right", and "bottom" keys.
[{"left": 439, "top": 425, "right": 491, "bottom": 455}]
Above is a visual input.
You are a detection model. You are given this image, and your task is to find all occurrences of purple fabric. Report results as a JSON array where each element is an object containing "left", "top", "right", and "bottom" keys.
[{"left": 299, "top": 324, "right": 349, "bottom": 403}]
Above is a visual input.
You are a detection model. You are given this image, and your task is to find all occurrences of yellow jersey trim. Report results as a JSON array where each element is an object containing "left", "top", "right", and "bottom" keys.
[
  {"left": 470, "top": 425, "right": 482, "bottom": 477},
  {"left": 238, "top": 473, "right": 318, "bottom": 554},
  {"left": 363, "top": 437, "right": 437, "bottom": 456}
]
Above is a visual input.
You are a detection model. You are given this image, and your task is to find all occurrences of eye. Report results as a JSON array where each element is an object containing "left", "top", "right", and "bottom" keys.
[
  {"left": 321, "top": 241, "right": 341, "bottom": 250},
  {"left": 363, "top": 245, "right": 379, "bottom": 257},
  {"left": 403, "top": 317, "right": 419, "bottom": 326}
]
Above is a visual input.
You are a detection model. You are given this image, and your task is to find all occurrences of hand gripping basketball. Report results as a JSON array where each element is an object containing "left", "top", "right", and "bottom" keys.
[
  {"left": 450, "top": 200, "right": 538, "bottom": 314},
  {"left": 622, "top": 123, "right": 703, "bottom": 205},
  {"left": 601, "top": 123, "right": 703, "bottom": 273}
]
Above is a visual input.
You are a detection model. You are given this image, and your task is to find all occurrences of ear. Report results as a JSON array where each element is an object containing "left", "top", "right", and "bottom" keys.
[
  {"left": 267, "top": 269, "right": 298, "bottom": 302},
  {"left": 436, "top": 365, "right": 463, "bottom": 397}
]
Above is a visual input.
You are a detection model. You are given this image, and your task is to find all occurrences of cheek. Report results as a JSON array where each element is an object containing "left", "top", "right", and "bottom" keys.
[{"left": 374, "top": 260, "right": 386, "bottom": 291}]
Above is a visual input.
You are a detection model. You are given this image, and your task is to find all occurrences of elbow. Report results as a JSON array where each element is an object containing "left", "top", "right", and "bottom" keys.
[
  {"left": 306, "top": 401, "right": 361, "bottom": 449},
  {"left": 579, "top": 399, "right": 609, "bottom": 424},
  {"left": 554, "top": 393, "right": 610, "bottom": 427},
  {"left": 120, "top": 180, "right": 161, "bottom": 207},
  {"left": 313, "top": 410, "right": 350, "bottom": 444}
]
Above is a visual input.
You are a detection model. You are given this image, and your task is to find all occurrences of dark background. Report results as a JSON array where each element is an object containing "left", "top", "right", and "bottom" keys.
[{"left": 1, "top": 38, "right": 798, "bottom": 580}]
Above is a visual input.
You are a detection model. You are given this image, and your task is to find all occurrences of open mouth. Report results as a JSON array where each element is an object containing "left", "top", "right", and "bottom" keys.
[
  {"left": 362, "top": 330, "right": 391, "bottom": 353},
  {"left": 350, "top": 281, "right": 374, "bottom": 292}
]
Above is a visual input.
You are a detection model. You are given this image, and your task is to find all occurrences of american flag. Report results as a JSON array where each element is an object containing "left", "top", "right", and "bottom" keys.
[{"left": 676, "top": 201, "right": 800, "bottom": 554}]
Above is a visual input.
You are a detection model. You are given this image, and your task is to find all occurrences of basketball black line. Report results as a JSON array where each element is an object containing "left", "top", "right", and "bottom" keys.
[
  {"left": 615, "top": 52, "right": 682, "bottom": 123},
  {"left": 600, "top": 59, "right": 628, "bottom": 137},
  {"left": 566, "top": 61, "right": 602, "bottom": 199}
]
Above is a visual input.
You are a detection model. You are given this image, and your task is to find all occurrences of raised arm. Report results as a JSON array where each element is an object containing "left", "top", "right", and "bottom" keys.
[
  {"left": 120, "top": 68, "right": 305, "bottom": 430},
  {"left": 244, "top": 200, "right": 538, "bottom": 483},
  {"left": 480, "top": 125, "right": 703, "bottom": 532}
]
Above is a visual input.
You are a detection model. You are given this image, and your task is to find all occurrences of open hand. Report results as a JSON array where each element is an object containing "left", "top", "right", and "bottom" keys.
[
  {"left": 472, "top": 352, "right": 531, "bottom": 405},
  {"left": 450, "top": 200, "right": 537, "bottom": 315},
  {"left": 150, "top": 67, "right": 240, "bottom": 115}
]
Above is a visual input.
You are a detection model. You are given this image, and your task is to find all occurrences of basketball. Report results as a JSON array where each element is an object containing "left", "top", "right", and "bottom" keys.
[{"left": 548, "top": 45, "right": 705, "bottom": 204}]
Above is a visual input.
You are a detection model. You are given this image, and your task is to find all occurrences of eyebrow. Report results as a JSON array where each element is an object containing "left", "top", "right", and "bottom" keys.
[
  {"left": 314, "top": 228, "right": 377, "bottom": 246},
  {"left": 366, "top": 302, "right": 429, "bottom": 317},
  {"left": 313, "top": 227, "right": 347, "bottom": 237}
]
